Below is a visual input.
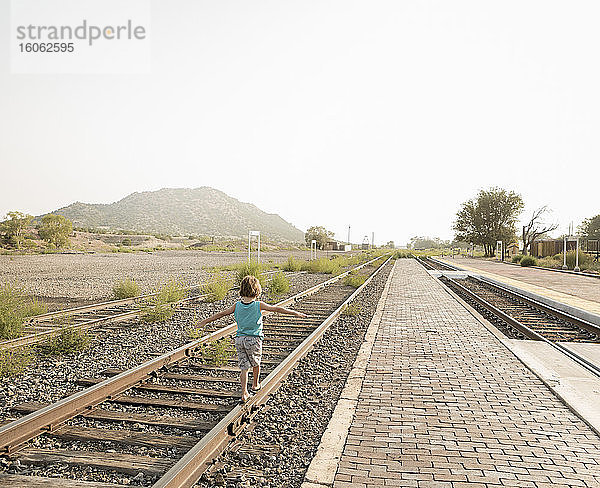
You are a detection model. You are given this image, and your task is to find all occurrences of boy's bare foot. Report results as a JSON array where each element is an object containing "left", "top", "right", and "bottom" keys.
[
  {"left": 251, "top": 382, "right": 261, "bottom": 391},
  {"left": 241, "top": 391, "right": 251, "bottom": 403}
]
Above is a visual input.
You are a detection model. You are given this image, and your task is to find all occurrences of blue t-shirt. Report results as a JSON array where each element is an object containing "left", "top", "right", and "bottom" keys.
[{"left": 234, "top": 300, "right": 264, "bottom": 338}]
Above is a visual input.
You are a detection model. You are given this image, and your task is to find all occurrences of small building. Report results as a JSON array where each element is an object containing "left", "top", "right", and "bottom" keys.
[{"left": 506, "top": 243, "right": 519, "bottom": 257}]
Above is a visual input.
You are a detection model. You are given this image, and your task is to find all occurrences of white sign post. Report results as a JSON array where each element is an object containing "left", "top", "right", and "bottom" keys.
[
  {"left": 575, "top": 236, "right": 580, "bottom": 272},
  {"left": 248, "top": 230, "right": 261, "bottom": 263},
  {"left": 496, "top": 240, "right": 503, "bottom": 261},
  {"left": 310, "top": 239, "right": 317, "bottom": 261},
  {"left": 562, "top": 236, "right": 568, "bottom": 270}
]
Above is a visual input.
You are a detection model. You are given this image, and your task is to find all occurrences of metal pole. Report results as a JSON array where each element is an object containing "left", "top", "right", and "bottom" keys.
[
  {"left": 562, "top": 236, "right": 568, "bottom": 269},
  {"left": 347, "top": 226, "right": 350, "bottom": 246},
  {"left": 248, "top": 232, "right": 251, "bottom": 262},
  {"left": 575, "top": 237, "right": 580, "bottom": 272},
  {"left": 257, "top": 234, "right": 260, "bottom": 264}
]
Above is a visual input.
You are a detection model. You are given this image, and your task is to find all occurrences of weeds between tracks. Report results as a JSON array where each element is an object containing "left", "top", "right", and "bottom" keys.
[
  {"left": 112, "top": 277, "right": 141, "bottom": 299},
  {"left": 140, "top": 279, "right": 186, "bottom": 323},
  {"left": 0, "top": 284, "right": 47, "bottom": 339}
]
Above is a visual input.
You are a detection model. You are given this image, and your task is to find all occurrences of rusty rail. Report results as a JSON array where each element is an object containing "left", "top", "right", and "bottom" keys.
[
  {"left": 152, "top": 255, "right": 391, "bottom": 488},
  {"left": 0, "top": 255, "right": 387, "bottom": 454}
]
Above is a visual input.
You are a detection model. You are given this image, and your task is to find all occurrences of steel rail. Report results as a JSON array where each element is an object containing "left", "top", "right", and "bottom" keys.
[
  {"left": 441, "top": 276, "right": 600, "bottom": 379},
  {"left": 0, "top": 270, "right": 305, "bottom": 351},
  {"left": 475, "top": 275, "right": 600, "bottom": 338},
  {"left": 0, "top": 255, "right": 385, "bottom": 454},
  {"left": 152, "top": 255, "right": 392, "bottom": 488}
]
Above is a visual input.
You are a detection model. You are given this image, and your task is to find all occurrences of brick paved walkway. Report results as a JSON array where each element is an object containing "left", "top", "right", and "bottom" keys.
[{"left": 334, "top": 260, "right": 600, "bottom": 488}]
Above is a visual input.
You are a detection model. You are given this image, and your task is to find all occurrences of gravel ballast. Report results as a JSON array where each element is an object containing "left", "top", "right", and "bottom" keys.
[
  {"left": 0, "top": 272, "right": 328, "bottom": 421},
  {"left": 197, "top": 260, "right": 394, "bottom": 488}
]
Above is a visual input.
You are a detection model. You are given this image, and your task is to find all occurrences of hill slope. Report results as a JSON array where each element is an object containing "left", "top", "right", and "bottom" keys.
[{"left": 50, "top": 188, "right": 305, "bottom": 242}]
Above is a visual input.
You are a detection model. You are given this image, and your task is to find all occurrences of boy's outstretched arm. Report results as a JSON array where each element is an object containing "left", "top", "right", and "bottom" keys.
[
  {"left": 197, "top": 304, "right": 236, "bottom": 327},
  {"left": 260, "top": 302, "right": 307, "bottom": 318}
]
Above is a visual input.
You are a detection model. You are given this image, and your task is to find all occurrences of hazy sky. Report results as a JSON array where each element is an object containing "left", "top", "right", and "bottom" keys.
[{"left": 1, "top": 1, "right": 599, "bottom": 246}]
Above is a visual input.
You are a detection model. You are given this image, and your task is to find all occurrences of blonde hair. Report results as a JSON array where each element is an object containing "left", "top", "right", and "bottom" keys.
[{"left": 240, "top": 275, "right": 262, "bottom": 298}]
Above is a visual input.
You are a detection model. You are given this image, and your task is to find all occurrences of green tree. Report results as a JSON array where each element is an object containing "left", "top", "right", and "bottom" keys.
[
  {"left": 453, "top": 187, "right": 524, "bottom": 257},
  {"left": 305, "top": 226, "right": 335, "bottom": 249},
  {"left": 579, "top": 214, "right": 600, "bottom": 240},
  {"left": 0, "top": 211, "right": 33, "bottom": 249},
  {"left": 38, "top": 214, "right": 73, "bottom": 248},
  {"left": 408, "top": 236, "right": 447, "bottom": 250}
]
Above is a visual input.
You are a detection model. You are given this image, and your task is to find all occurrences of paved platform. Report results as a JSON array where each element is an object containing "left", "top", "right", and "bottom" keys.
[
  {"left": 437, "top": 256, "right": 600, "bottom": 316},
  {"left": 330, "top": 260, "right": 600, "bottom": 488}
]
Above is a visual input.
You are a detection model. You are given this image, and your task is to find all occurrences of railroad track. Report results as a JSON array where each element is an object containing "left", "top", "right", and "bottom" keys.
[
  {"left": 417, "top": 257, "right": 459, "bottom": 271},
  {"left": 439, "top": 274, "right": 600, "bottom": 377},
  {"left": 0, "top": 270, "right": 304, "bottom": 351},
  {"left": 0, "top": 255, "right": 390, "bottom": 487}
]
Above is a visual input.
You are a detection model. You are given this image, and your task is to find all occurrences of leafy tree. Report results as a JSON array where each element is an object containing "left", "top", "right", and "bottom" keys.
[
  {"left": 408, "top": 236, "right": 447, "bottom": 250},
  {"left": 453, "top": 187, "right": 524, "bottom": 257},
  {"left": 305, "top": 226, "right": 334, "bottom": 249},
  {"left": 579, "top": 214, "right": 600, "bottom": 240},
  {"left": 0, "top": 211, "right": 33, "bottom": 249},
  {"left": 521, "top": 206, "right": 558, "bottom": 255},
  {"left": 38, "top": 214, "right": 73, "bottom": 248}
]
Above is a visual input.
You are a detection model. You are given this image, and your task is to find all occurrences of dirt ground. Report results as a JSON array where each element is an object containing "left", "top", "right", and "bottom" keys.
[{"left": 0, "top": 249, "right": 333, "bottom": 307}]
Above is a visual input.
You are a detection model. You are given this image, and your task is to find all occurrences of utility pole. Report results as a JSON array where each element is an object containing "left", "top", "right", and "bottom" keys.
[
  {"left": 371, "top": 232, "right": 374, "bottom": 249},
  {"left": 347, "top": 225, "right": 351, "bottom": 246}
]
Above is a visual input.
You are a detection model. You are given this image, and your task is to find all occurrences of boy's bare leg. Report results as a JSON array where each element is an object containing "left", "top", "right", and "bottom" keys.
[
  {"left": 252, "top": 365, "right": 261, "bottom": 389},
  {"left": 240, "top": 369, "right": 250, "bottom": 401}
]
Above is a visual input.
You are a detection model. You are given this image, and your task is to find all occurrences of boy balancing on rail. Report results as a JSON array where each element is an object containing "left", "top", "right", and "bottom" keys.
[{"left": 197, "top": 275, "right": 307, "bottom": 403}]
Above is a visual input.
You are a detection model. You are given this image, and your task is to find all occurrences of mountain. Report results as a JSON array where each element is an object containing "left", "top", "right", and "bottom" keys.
[{"left": 49, "top": 188, "right": 305, "bottom": 242}]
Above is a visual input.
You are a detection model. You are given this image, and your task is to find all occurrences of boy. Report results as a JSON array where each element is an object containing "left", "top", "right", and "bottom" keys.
[{"left": 197, "top": 274, "right": 307, "bottom": 402}]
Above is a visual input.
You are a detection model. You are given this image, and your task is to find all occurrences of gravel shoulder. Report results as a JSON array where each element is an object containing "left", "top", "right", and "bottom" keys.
[{"left": 0, "top": 250, "right": 322, "bottom": 306}]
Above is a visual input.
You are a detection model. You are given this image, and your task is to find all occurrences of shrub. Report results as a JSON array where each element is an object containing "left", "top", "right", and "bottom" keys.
[
  {"left": 268, "top": 271, "right": 290, "bottom": 297},
  {"left": 37, "top": 327, "right": 91, "bottom": 356},
  {"left": 199, "top": 337, "right": 235, "bottom": 366},
  {"left": 203, "top": 275, "right": 231, "bottom": 302},
  {"left": 342, "top": 303, "right": 362, "bottom": 316},
  {"left": 121, "top": 238, "right": 132, "bottom": 246},
  {"left": 112, "top": 278, "right": 141, "bottom": 299},
  {"left": 520, "top": 256, "right": 537, "bottom": 267},
  {"left": 140, "top": 302, "right": 174, "bottom": 323},
  {"left": 188, "top": 326, "right": 207, "bottom": 340},
  {"left": 565, "top": 250, "right": 593, "bottom": 270},
  {"left": 343, "top": 272, "right": 367, "bottom": 288},
  {"left": 283, "top": 256, "right": 302, "bottom": 272},
  {"left": 24, "top": 298, "right": 48, "bottom": 317},
  {"left": 236, "top": 261, "right": 266, "bottom": 287},
  {"left": 302, "top": 258, "right": 341, "bottom": 275},
  {"left": 511, "top": 254, "right": 524, "bottom": 263},
  {"left": 156, "top": 280, "right": 186, "bottom": 303},
  {"left": 0, "top": 347, "right": 32, "bottom": 377},
  {"left": 0, "top": 284, "right": 47, "bottom": 339}
]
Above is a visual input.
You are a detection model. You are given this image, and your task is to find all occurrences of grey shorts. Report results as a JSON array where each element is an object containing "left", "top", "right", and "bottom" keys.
[{"left": 235, "top": 336, "right": 263, "bottom": 370}]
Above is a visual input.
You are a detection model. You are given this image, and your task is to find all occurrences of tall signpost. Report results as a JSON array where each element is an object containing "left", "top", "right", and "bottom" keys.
[
  {"left": 310, "top": 239, "right": 317, "bottom": 261},
  {"left": 248, "top": 230, "right": 260, "bottom": 263}
]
